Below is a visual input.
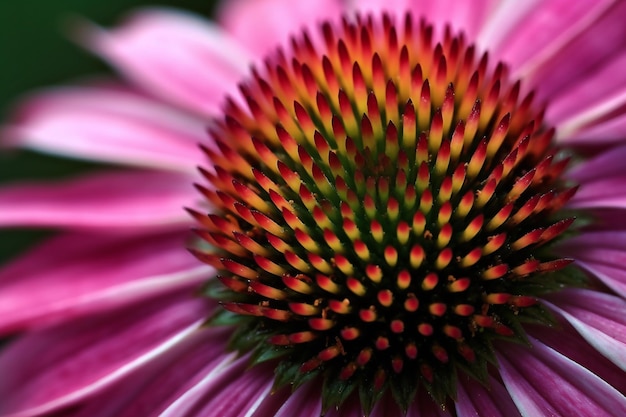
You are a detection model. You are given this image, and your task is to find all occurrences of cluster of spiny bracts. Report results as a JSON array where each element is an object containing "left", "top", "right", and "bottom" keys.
[{"left": 190, "top": 13, "right": 577, "bottom": 413}]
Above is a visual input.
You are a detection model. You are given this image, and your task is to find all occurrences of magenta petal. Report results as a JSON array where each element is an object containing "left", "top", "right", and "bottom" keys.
[
  {"left": 561, "top": 113, "right": 626, "bottom": 147},
  {"left": 497, "top": 337, "right": 626, "bottom": 416},
  {"left": 0, "top": 294, "right": 210, "bottom": 416},
  {"left": 0, "top": 170, "right": 195, "bottom": 230},
  {"left": 523, "top": 1, "right": 626, "bottom": 103},
  {"left": 409, "top": 0, "right": 498, "bottom": 39},
  {"left": 569, "top": 176, "right": 626, "bottom": 210},
  {"left": 482, "top": 0, "right": 616, "bottom": 73},
  {"left": 272, "top": 381, "right": 323, "bottom": 417},
  {"left": 566, "top": 145, "right": 626, "bottom": 183},
  {"left": 3, "top": 85, "right": 206, "bottom": 170},
  {"left": 549, "top": 53, "right": 626, "bottom": 126},
  {"left": 575, "top": 261, "right": 626, "bottom": 298},
  {"left": 545, "top": 289, "right": 626, "bottom": 371},
  {"left": 0, "top": 232, "right": 210, "bottom": 334},
  {"left": 85, "top": 8, "right": 251, "bottom": 116},
  {"left": 71, "top": 327, "right": 233, "bottom": 417},
  {"left": 456, "top": 375, "right": 520, "bottom": 417},
  {"left": 555, "top": 231, "right": 626, "bottom": 296},
  {"left": 217, "top": 0, "right": 343, "bottom": 58},
  {"left": 527, "top": 323, "right": 626, "bottom": 394},
  {"left": 164, "top": 358, "right": 275, "bottom": 417}
]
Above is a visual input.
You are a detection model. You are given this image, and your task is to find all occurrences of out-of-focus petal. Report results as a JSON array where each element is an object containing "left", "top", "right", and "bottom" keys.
[
  {"left": 0, "top": 295, "right": 210, "bottom": 417},
  {"left": 479, "top": 0, "right": 617, "bottom": 75},
  {"left": 523, "top": 1, "right": 626, "bottom": 102},
  {"left": 568, "top": 149, "right": 626, "bottom": 209},
  {"left": 0, "top": 232, "right": 210, "bottom": 334},
  {"left": 356, "top": 0, "right": 497, "bottom": 38},
  {"left": 2, "top": 85, "right": 206, "bottom": 171},
  {"left": 497, "top": 337, "right": 626, "bottom": 416},
  {"left": 0, "top": 170, "right": 195, "bottom": 230},
  {"left": 456, "top": 375, "right": 521, "bottom": 417},
  {"left": 217, "top": 0, "right": 343, "bottom": 58},
  {"left": 544, "top": 289, "right": 626, "bottom": 371},
  {"left": 556, "top": 231, "right": 626, "bottom": 296},
  {"left": 84, "top": 8, "right": 252, "bottom": 116},
  {"left": 560, "top": 114, "right": 626, "bottom": 147},
  {"left": 548, "top": 53, "right": 626, "bottom": 125},
  {"left": 569, "top": 177, "right": 626, "bottom": 210},
  {"left": 566, "top": 145, "right": 626, "bottom": 183}
]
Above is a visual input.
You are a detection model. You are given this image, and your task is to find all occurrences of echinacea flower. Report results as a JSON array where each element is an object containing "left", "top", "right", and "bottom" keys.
[{"left": 1, "top": 0, "right": 626, "bottom": 415}]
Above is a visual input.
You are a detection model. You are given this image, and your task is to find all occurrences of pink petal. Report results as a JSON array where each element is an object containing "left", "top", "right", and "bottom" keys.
[
  {"left": 497, "top": 337, "right": 626, "bottom": 416},
  {"left": 456, "top": 375, "right": 520, "bottom": 417},
  {"left": 548, "top": 53, "right": 626, "bottom": 126},
  {"left": 560, "top": 113, "right": 626, "bottom": 147},
  {"left": 272, "top": 381, "right": 323, "bottom": 417},
  {"left": 159, "top": 355, "right": 275, "bottom": 417},
  {"left": 480, "top": 0, "right": 617, "bottom": 76},
  {"left": 0, "top": 232, "right": 210, "bottom": 334},
  {"left": 0, "top": 294, "right": 210, "bottom": 416},
  {"left": 2, "top": 85, "right": 206, "bottom": 171},
  {"left": 558, "top": 230, "right": 626, "bottom": 255},
  {"left": 71, "top": 327, "right": 233, "bottom": 417},
  {"left": 527, "top": 323, "right": 626, "bottom": 394},
  {"left": 566, "top": 145, "right": 626, "bottom": 183},
  {"left": 582, "top": 208, "right": 626, "bottom": 232},
  {"left": 174, "top": 360, "right": 275, "bottom": 417},
  {"left": 523, "top": 1, "right": 626, "bottom": 103},
  {"left": 217, "top": 0, "right": 343, "bottom": 58},
  {"left": 556, "top": 231, "right": 626, "bottom": 295},
  {"left": 544, "top": 289, "right": 626, "bottom": 371},
  {"left": 406, "top": 0, "right": 498, "bottom": 38},
  {"left": 345, "top": 0, "right": 414, "bottom": 15},
  {"left": 84, "top": 8, "right": 252, "bottom": 116},
  {"left": 568, "top": 175, "right": 626, "bottom": 210},
  {"left": 574, "top": 261, "right": 626, "bottom": 298},
  {"left": 0, "top": 170, "right": 195, "bottom": 230}
]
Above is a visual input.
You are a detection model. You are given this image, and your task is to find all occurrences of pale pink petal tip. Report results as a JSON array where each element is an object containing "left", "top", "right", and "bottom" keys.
[
  {"left": 0, "top": 170, "right": 196, "bottom": 230},
  {"left": 217, "top": 0, "right": 343, "bottom": 58},
  {"left": 2, "top": 85, "right": 206, "bottom": 171},
  {"left": 78, "top": 8, "right": 253, "bottom": 116}
]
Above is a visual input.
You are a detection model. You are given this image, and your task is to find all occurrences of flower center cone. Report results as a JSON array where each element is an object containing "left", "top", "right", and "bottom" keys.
[{"left": 189, "top": 12, "right": 579, "bottom": 414}]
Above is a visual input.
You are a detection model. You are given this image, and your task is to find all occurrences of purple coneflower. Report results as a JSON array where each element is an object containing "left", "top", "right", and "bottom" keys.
[{"left": 1, "top": 1, "right": 625, "bottom": 416}]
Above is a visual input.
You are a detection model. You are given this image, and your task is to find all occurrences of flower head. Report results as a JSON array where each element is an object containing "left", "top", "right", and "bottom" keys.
[
  {"left": 192, "top": 14, "right": 580, "bottom": 412},
  {"left": 1, "top": 1, "right": 625, "bottom": 416}
]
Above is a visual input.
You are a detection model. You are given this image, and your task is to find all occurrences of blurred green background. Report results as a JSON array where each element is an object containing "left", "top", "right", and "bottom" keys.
[{"left": 0, "top": 0, "right": 218, "bottom": 262}]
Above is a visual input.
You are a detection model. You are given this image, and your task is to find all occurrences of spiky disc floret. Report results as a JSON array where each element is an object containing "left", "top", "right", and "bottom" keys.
[{"left": 191, "top": 13, "right": 578, "bottom": 414}]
